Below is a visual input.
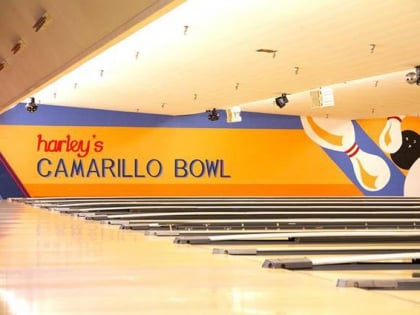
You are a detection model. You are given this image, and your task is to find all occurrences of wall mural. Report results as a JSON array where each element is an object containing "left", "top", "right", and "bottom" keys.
[
  {"left": 379, "top": 116, "right": 420, "bottom": 196},
  {"left": 301, "top": 115, "right": 419, "bottom": 197},
  {"left": 301, "top": 116, "right": 391, "bottom": 192},
  {"left": 0, "top": 103, "right": 418, "bottom": 198}
]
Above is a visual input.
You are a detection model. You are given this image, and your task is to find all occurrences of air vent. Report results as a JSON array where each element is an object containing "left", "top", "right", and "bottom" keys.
[
  {"left": 33, "top": 12, "right": 52, "bottom": 32},
  {"left": 11, "top": 40, "right": 25, "bottom": 55},
  {"left": 0, "top": 60, "right": 6, "bottom": 72}
]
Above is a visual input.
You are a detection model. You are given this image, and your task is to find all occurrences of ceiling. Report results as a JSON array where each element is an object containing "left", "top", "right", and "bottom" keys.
[{"left": 1, "top": 0, "right": 420, "bottom": 119}]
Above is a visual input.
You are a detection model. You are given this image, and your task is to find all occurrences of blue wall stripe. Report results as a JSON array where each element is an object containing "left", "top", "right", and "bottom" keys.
[
  {"left": 0, "top": 153, "right": 30, "bottom": 198},
  {"left": 0, "top": 104, "right": 303, "bottom": 129}
]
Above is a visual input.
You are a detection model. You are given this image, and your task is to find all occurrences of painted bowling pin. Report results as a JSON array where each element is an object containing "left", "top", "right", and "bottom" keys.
[
  {"left": 405, "top": 158, "right": 420, "bottom": 196},
  {"left": 301, "top": 116, "right": 390, "bottom": 191},
  {"left": 379, "top": 116, "right": 405, "bottom": 154}
]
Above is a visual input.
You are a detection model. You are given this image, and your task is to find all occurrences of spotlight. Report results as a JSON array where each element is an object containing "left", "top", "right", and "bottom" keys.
[
  {"left": 206, "top": 108, "right": 220, "bottom": 121},
  {"left": 406, "top": 65, "right": 420, "bottom": 85},
  {"left": 275, "top": 93, "right": 288, "bottom": 108},
  {"left": 25, "top": 97, "right": 38, "bottom": 113}
]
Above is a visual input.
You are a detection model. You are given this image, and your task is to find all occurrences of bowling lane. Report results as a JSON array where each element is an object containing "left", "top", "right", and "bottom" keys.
[
  {"left": 1, "top": 200, "right": 420, "bottom": 315},
  {"left": 17, "top": 196, "right": 420, "bottom": 210},
  {"left": 210, "top": 244, "right": 420, "bottom": 303}
]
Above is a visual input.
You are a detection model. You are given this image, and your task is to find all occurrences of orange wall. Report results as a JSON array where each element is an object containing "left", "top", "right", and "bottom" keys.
[
  {"left": 1, "top": 106, "right": 418, "bottom": 197},
  {"left": 0, "top": 125, "right": 359, "bottom": 197}
]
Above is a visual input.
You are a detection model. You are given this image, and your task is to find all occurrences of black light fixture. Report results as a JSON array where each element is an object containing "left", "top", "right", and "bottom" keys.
[
  {"left": 275, "top": 93, "right": 289, "bottom": 108},
  {"left": 25, "top": 97, "right": 38, "bottom": 113},
  {"left": 206, "top": 108, "right": 220, "bottom": 121}
]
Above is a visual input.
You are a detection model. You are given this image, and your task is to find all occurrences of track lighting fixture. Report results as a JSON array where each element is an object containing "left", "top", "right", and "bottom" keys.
[
  {"left": 206, "top": 108, "right": 220, "bottom": 121},
  {"left": 275, "top": 93, "right": 288, "bottom": 108},
  {"left": 25, "top": 97, "right": 38, "bottom": 113}
]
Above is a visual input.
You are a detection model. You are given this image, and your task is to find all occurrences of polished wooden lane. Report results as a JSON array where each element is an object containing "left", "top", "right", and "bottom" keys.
[{"left": 1, "top": 200, "right": 420, "bottom": 315}]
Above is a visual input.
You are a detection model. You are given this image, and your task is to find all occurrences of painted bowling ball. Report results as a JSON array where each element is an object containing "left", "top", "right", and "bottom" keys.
[{"left": 390, "top": 130, "right": 420, "bottom": 170}]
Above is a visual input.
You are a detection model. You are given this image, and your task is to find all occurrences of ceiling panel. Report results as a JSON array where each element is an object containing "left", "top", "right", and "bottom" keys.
[
  {"left": 0, "top": 0, "right": 182, "bottom": 112},
  {"left": 2, "top": 0, "right": 420, "bottom": 119}
]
